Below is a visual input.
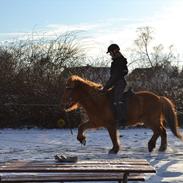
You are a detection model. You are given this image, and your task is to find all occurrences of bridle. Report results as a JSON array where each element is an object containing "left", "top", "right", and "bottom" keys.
[
  {"left": 64, "top": 85, "right": 87, "bottom": 104},
  {"left": 64, "top": 86, "right": 76, "bottom": 106},
  {"left": 64, "top": 85, "right": 90, "bottom": 135},
  {"left": 64, "top": 86, "right": 75, "bottom": 135},
  {"left": 64, "top": 85, "right": 106, "bottom": 134}
]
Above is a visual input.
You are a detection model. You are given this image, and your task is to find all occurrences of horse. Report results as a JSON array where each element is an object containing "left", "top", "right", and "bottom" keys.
[{"left": 62, "top": 75, "right": 183, "bottom": 154}]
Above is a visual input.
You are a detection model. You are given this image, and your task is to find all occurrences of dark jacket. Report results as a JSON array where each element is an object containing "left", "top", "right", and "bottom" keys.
[{"left": 104, "top": 55, "right": 128, "bottom": 90}]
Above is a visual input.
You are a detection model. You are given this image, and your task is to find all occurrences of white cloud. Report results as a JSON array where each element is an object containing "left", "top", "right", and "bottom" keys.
[
  {"left": 80, "top": 1, "right": 183, "bottom": 60},
  {"left": 1, "top": 1, "right": 183, "bottom": 64},
  {"left": 153, "top": 2, "right": 183, "bottom": 52}
]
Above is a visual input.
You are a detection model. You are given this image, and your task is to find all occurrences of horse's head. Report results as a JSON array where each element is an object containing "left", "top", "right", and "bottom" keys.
[
  {"left": 63, "top": 75, "right": 105, "bottom": 112},
  {"left": 62, "top": 76, "right": 82, "bottom": 112}
]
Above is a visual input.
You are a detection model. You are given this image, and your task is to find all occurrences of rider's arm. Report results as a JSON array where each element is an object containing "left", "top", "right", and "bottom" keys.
[{"left": 103, "top": 72, "right": 119, "bottom": 90}]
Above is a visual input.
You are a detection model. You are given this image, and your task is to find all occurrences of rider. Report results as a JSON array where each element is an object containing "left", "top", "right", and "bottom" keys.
[{"left": 102, "top": 44, "right": 128, "bottom": 127}]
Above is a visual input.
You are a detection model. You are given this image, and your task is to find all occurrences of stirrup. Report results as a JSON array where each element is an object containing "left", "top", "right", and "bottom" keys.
[{"left": 117, "top": 119, "right": 127, "bottom": 128}]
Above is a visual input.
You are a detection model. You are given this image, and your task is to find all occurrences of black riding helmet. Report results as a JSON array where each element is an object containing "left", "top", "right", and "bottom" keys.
[{"left": 106, "top": 44, "right": 120, "bottom": 53}]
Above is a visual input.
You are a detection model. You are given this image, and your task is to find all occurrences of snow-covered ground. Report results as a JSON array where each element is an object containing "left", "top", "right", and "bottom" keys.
[{"left": 0, "top": 128, "right": 183, "bottom": 182}]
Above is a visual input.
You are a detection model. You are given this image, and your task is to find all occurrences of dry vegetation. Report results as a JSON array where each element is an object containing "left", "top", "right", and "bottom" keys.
[{"left": 0, "top": 28, "right": 182, "bottom": 128}]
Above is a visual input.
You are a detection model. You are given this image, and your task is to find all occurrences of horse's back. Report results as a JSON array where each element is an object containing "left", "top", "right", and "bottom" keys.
[
  {"left": 127, "top": 90, "right": 162, "bottom": 123},
  {"left": 135, "top": 90, "right": 160, "bottom": 98},
  {"left": 135, "top": 91, "right": 161, "bottom": 107}
]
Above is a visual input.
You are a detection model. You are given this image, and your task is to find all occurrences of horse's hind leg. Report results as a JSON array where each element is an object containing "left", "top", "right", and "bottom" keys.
[
  {"left": 159, "top": 125, "right": 167, "bottom": 151},
  {"left": 148, "top": 125, "right": 167, "bottom": 152},
  {"left": 148, "top": 129, "right": 159, "bottom": 152},
  {"left": 107, "top": 126, "right": 120, "bottom": 154}
]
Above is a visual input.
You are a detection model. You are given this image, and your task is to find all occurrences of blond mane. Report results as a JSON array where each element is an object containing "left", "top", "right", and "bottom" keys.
[{"left": 69, "top": 75, "right": 102, "bottom": 89}]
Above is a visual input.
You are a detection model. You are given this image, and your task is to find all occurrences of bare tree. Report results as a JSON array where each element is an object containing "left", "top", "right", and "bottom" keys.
[
  {"left": 0, "top": 32, "right": 85, "bottom": 128},
  {"left": 130, "top": 26, "right": 176, "bottom": 68}
]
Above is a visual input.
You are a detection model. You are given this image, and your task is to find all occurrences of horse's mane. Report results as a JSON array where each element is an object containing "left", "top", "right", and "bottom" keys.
[{"left": 68, "top": 75, "right": 102, "bottom": 90}]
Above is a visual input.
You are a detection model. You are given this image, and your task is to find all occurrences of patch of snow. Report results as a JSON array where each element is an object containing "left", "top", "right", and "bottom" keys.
[{"left": 0, "top": 128, "right": 183, "bottom": 182}]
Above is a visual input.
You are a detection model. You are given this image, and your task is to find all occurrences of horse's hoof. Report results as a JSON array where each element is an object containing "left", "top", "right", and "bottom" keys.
[
  {"left": 81, "top": 139, "right": 86, "bottom": 146},
  {"left": 148, "top": 147, "right": 155, "bottom": 152},
  {"left": 148, "top": 142, "right": 155, "bottom": 152},
  {"left": 148, "top": 146, "right": 154, "bottom": 152},
  {"left": 159, "top": 146, "right": 167, "bottom": 152},
  {"left": 77, "top": 135, "right": 86, "bottom": 145},
  {"left": 108, "top": 148, "right": 119, "bottom": 154}
]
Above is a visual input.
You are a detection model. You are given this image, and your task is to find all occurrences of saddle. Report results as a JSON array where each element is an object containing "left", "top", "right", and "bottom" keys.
[
  {"left": 107, "top": 87, "right": 135, "bottom": 127},
  {"left": 123, "top": 87, "right": 135, "bottom": 99},
  {"left": 107, "top": 87, "right": 135, "bottom": 102}
]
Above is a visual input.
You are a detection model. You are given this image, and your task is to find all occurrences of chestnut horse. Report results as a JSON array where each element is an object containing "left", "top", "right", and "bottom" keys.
[{"left": 63, "top": 75, "right": 183, "bottom": 154}]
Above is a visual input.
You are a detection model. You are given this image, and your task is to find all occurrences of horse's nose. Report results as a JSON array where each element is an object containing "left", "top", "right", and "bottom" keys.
[
  {"left": 63, "top": 101, "right": 71, "bottom": 111},
  {"left": 64, "top": 104, "right": 68, "bottom": 110}
]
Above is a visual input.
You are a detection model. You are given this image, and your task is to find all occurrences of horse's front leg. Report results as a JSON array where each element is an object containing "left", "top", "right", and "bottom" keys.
[
  {"left": 107, "top": 125, "right": 120, "bottom": 154},
  {"left": 77, "top": 121, "right": 92, "bottom": 145}
]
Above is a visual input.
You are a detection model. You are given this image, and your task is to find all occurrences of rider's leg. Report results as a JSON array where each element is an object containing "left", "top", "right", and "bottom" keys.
[{"left": 113, "top": 79, "right": 127, "bottom": 127}]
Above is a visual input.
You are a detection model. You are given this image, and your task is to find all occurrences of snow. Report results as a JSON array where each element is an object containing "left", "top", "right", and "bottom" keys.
[{"left": 0, "top": 128, "right": 183, "bottom": 182}]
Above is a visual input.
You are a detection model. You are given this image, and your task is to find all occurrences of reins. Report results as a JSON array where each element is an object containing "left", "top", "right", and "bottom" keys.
[{"left": 65, "top": 112, "right": 73, "bottom": 135}]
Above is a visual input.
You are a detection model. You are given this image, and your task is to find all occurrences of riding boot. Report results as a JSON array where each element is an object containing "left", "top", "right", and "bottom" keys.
[{"left": 114, "top": 101, "right": 127, "bottom": 128}]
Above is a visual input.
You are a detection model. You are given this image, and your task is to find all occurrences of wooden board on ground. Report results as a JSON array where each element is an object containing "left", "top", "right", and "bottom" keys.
[{"left": 0, "top": 159, "right": 156, "bottom": 183}]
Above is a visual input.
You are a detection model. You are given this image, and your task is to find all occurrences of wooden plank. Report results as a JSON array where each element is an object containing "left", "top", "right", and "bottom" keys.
[
  {"left": 0, "top": 160, "right": 153, "bottom": 167},
  {"left": 0, "top": 160, "right": 156, "bottom": 182},
  {"left": 1, "top": 163, "right": 150, "bottom": 168},
  {"left": 1, "top": 163, "right": 154, "bottom": 169},
  {"left": 1, "top": 161, "right": 150, "bottom": 170},
  {"left": 0, "top": 160, "right": 156, "bottom": 174},
  {"left": 3, "top": 159, "right": 149, "bottom": 165},
  {"left": 0, "top": 166, "right": 155, "bottom": 173},
  {"left": 0, "top": 173, "right": 145, "bottom": 182}
]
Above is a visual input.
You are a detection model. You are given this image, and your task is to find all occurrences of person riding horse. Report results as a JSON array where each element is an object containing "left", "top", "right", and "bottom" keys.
[
  {"left": 64, "top": 75, "right": 183, "bottom": 153},
  {"left": 102, "top": 44, "right": 128, "bottom": 127}
]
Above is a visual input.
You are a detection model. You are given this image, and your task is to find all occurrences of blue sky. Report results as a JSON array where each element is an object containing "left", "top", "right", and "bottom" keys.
[
  {"left": 0, "top": 0, "right": 167, "bottom": 31},
  {"left": 0, "top": 0, "right": 183, "bottom": 61}
]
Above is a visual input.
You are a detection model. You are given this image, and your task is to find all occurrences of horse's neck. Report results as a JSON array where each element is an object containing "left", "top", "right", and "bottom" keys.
[{"left": 79, "top": 87, "right": 98, "bottom": 114}]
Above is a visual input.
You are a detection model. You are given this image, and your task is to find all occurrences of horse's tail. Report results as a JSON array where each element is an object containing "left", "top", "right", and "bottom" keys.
[{"left": 161, "top": 96, "right": 183, "bottom": 140}]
